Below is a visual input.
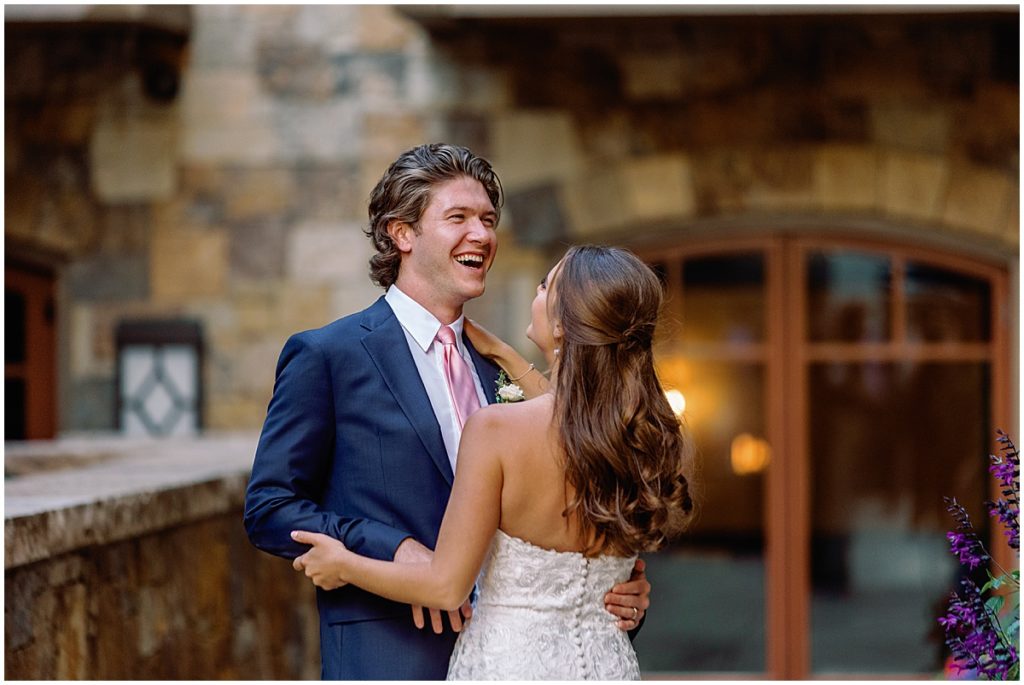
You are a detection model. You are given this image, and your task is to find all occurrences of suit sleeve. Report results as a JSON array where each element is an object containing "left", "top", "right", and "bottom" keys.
[{"left": 243, "top": 332, "right": 412, "bottom": 561}]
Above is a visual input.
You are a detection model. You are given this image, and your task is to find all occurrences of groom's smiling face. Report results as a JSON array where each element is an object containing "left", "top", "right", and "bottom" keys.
[{"left": 391, "top": 175, "right": 498, "bottom": 315}]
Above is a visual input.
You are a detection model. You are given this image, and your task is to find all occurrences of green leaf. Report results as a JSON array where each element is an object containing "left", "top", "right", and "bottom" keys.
[
  {"left": 983, "top": 575, "right": 1004, "bottom": 593},
  {"left": 985, "top": 594, "right": 1005, "bottom": 615}
]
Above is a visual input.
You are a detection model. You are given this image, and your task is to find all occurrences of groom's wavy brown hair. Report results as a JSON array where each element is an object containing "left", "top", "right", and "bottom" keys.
[
  {"left": 365, "top": 143, "right": 503, "bottom": 289},
  {"left": 552, "top": 245, "right": 695, "bottom": 557}
]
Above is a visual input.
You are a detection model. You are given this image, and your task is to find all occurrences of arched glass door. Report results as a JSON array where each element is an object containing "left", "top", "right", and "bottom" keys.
[{"left": 633, "top": 237, "right": 1011, "bottom": 679}]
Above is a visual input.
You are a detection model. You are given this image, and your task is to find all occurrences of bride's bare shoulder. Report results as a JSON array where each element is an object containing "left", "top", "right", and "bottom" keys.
[{"left": 463, "top": 394, "right": 554, "bottom": 436}]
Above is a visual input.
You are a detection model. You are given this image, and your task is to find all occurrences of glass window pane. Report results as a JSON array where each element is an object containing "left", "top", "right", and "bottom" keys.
[
  {"left": 807, "top": 252, "right": 892, "bottom": 342},
  {"left": 905, "top": 262, "right": 991, "bottom": 343},
  {"left": 6, "top": 377, "right": 26, "bottom": 441},
  {"left": 681, "top": 254, "right": 765, "bottom": 344},
  {"left": 808, "top": 361, "right": 990, "bottom": 675},
  {"left": 6, "top": 289, "right": 26, "bottom": 364},
  {"left": 640, "top": 359, "right": 766, "bottom": 673}
]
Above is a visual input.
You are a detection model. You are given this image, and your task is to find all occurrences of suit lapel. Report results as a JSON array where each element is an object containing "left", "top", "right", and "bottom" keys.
[
  {"left": 465, "top": 337, "right": 501, "bottom": 406},
  {"left": 360, "top": 298, "right": 454, "bottom": 487}
]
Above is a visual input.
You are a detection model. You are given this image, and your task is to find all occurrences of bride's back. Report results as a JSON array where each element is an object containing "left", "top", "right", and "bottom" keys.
[{"left": 491, "top": 393, "right": 594, "bottom": 554}]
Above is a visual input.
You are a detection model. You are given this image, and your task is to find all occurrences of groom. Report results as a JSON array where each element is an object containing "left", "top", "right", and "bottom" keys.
[{"left": 244, "top": 144, "right": 650, "bottom": 679}]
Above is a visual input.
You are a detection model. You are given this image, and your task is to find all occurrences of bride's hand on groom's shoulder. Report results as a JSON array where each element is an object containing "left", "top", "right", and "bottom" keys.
[
  {"left": 290, "top": 530, "right": 350, "bottom": 591},
  {"left": 463, "top": 319, "right": 508, "bottom": 360}
]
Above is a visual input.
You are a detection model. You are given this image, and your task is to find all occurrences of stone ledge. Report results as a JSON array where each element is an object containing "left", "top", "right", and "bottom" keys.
[{"left": 5, "top": 433, "right": 258, "bottom": 570}]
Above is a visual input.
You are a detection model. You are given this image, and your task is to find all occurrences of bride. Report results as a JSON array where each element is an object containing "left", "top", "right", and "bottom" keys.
[{"left": 291, "top": 245, "right": 694, "bottom": 680}]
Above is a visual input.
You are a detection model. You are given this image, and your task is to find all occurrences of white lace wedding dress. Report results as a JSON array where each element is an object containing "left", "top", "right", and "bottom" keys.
[{"left": 447, "top": 529, "right": 641, "bottom": 680}]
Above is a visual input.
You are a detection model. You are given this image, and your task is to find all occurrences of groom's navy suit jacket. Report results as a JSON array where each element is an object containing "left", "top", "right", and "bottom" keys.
[{"left": 244, "top": 296, "right": 501, "bottom": 674}]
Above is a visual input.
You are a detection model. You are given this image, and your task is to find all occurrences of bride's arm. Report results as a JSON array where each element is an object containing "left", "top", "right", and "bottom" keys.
[
  {"left": 464, "top": 319, "right": 549, "bottom": 399},
  {"left": 292, "top": 407, "right": 504, "bottom": 610}
]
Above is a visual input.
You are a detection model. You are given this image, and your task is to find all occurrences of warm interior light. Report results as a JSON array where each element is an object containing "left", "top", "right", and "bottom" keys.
[
  {"left": 665, "top": 389, "right": 686, "bottom": 416},
  {"left": 731, "top": 433, "right": 772, "bottom": 475}
]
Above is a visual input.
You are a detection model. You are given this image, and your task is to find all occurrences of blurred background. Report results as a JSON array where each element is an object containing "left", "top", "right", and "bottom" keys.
[{"left": 4, "top": 3, "right": 1019, "bottom": 680}]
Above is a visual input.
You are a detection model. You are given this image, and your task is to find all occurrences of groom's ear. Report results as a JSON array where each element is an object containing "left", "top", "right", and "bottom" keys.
[{"left": 388, "top": 220, "right": 414, "bottom": 253}]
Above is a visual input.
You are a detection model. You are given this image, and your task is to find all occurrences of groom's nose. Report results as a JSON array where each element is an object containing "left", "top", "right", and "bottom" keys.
[{"left": 465, "top": 217, "right": 492, "bottom": 242}]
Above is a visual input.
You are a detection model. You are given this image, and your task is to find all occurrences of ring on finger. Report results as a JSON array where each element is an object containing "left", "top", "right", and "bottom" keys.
[{"left": 631, "top": 606, "right": 639, "bottom": 620}]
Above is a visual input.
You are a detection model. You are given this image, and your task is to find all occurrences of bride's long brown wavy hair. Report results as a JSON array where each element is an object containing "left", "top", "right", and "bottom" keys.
[{"left": 551, "top": 245, "right": 694, "bottom": 557}]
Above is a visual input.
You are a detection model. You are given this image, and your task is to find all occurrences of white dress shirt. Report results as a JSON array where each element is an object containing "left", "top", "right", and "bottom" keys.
[{"left": 384, "top": 285, "right": 488, "bottom": 472}]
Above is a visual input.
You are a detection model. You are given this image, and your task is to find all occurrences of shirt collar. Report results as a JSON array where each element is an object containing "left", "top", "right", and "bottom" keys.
[{"left": 385, "top": 284, "right": 466, "bottom": 353}]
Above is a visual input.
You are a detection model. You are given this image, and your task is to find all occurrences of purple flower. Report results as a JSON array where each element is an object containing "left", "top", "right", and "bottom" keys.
[
  {"left": 987, "top": 499, "right": 1020, "bottom": 550},
  {"left": 946, "top": 531, "right": 990, "bottom": 569},
  {"left": 939, "top": 432, "right": 1020, "bottom": 680},
  {"left": 990, "top": 458, "right": 1018, "bottom": 489}
]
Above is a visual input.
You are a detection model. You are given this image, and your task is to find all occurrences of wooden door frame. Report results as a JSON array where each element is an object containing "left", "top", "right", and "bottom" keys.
[
  {"left": 5, "top": 260, "right": 58, "bottom": 440},
  {"left": 639, "top": 232, "right": 1014, "bottom": 679}
]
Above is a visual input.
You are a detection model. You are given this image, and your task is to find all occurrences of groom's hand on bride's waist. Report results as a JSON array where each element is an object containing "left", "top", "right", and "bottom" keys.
[
  {"left": 394, "top": 537, "right": 473, "bottom": 634},
  {"left": 603, "top": 558, "right": 650, "bottom": 632}
]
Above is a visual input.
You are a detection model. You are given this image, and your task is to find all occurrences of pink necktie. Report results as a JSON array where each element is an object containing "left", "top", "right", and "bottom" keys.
[{"left": 436, "top": 325, "right": 481, "bottom": 429}]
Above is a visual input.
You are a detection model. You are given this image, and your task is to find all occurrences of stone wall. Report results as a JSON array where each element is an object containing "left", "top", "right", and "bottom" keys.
[
  {"left": 4, "top": 7, "right": 1018, "bottom": 434},
  {"left": 4, "top": 435, "right": 319, "bottom": 679}
]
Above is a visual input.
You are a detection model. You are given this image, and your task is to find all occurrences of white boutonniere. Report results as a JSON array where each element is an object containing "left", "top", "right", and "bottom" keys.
[{"left": 495, "top": 371, "right": 526, "bottom": 403}]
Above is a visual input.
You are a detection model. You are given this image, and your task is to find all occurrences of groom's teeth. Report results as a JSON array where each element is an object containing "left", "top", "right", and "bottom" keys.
[{"left": 455, "top": 255, "right": 484, "bottom": 266}]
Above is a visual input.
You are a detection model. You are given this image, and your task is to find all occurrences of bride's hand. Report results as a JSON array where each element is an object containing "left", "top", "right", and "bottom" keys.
[
  {"left": 465, "top": 319, "right": 549, "bottom": 398},
  {"left": 291, "top": 530, "right": 350, "bottom": 591},
  {"left": 463, "top": 318, "right": 509, "bottom": 360}
]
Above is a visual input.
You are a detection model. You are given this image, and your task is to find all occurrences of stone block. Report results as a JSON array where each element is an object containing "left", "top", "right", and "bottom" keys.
[
  {"left": 362, "top": 112, "right": 427, "bottom": 166},
  {"left": 357, "top": 5, "right": 419, "bottom": 52},
  {"left": 685, "top": 95, "right": 778, "bottom": 148},
  {"left": 66, "top": 375, "right": 116, "bottom": 432},
  {"left": 268, "top": 100, "right": 362, "bottom": 164},
  {"left": 1003, "top": 192, "right": 1019, "bottom": 245},
  {"left": 622, "top": 155, "right": 697, "bottom": 222},
  {"left": 505, "top": 183, "right": 569, "bottom": 248},
  {"left": 331, "top": 281, "right": 384, "bottom": 320},
  {"left": 691, "top": 148, "right": 755, "bottom": 215},
  {"left": 409, "top": 52, "right": 510, "bottom": 111},
  {"left": 181, "top": 124, "right": 281, "bottom": 166},
  {"left": 206, "top": 396, "right": 268, "bottom": 430},
  {"left": 951, "top": 83, "right": 1019, "bottom": 169},
  {"left": 223, "top": 168, "right": 295, "bottom": 221},
  {"left": 879, "top": 151, "right": 949, "bottom": 222},
  {"left": 69, "top": 305, "right": 101, "bottom": 379},
  {"left": 562, "top": 165, "right": 631, "bottom": 237},
  {"left": 291, "top": 5, "right": 360, "bottom": 54},
  {"left": 941, "top": 164, "right": 1014, "bottom": 237},
  {"left": 813, "top": 144, "right": 879, "bottom": 211},
  {"left": 150, "top": 227, "right": 229, "bottom": 301},
  {"left": 292, "top": 163, "right": 365, "bottom": 222},
  {"left": 233, "top": 337, "right": 285, "bottom": 396},
  {"left": 620, "top": 52, "right": 686, "bottom": 100},
  {"left": 437, "top": 113, "right": 492, "bottom": 159},
  {"left": 188, "top": 5, "right": 260, "bottom": 68},
  {"left": 286, "top": 221, "right": 373, "bottom": 285},
  {"left": 276, "top": 284, "right": 333, "bottom": 336},
  {"left": 95, "top": 205, "right": 153, "bottom": 255},
  {"left": 55, "top": 581, "right": 88, "bottom": 679},
  {"left": 5, "top": 564, "right": 41, "bottom": 651},
  {"left": 745, "top": 147, "right": 817, "bottom": 211},
  {"left": 491, "top": 110, "right": 583, "bottom": 190},
  {"left": 66, "top": 254, "right": 149, "bottom": 303},
  {"left": 90, "top": 115, "right": 177, "bottom": 203},
  {"left": 229, "top": 219, "right": 287, "bottom": 281},
  {"left": 869, "top": 102, "right": 951, "bottom": 154},
  {"left": 332, "top": 52, "right": 408, "bottom": 104},
  {"left": 230, "top": 287, "right": 277, "bottom": 337},
  {"left": 180, "top": 70, "right": 280, "bottom": 164},
  {"left": 256, "top": 41, "right": 337, "bottom": 101}
]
